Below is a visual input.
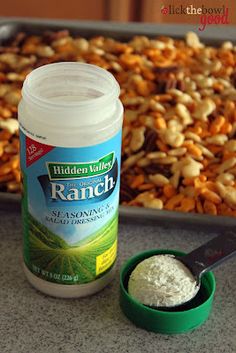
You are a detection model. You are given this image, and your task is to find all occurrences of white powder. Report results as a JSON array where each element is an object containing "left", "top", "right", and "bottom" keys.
[{"left": 128, "top": 254, "right": 198, "bottom": 307}]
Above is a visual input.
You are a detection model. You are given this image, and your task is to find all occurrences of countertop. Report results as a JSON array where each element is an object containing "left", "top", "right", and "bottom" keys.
[{"left": 0, "top": 210, "right": 236, "bottom": 353}]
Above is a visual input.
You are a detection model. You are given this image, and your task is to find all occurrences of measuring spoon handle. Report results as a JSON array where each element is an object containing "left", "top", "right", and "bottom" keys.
[{"left": 180, "top": 232, "right": 236, "bottom": 280}]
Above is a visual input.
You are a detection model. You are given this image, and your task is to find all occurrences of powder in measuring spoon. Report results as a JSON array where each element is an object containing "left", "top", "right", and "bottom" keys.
[{"left": 128, "top": 255, "right": 198, "bottom": 308}]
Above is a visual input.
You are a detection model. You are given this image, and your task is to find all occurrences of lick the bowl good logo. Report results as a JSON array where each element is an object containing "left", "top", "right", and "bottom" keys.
[
  {"left": 161, "top": 4, "right": 229, "bottom": 31},
  {"left": 38, "top": 152, "right": 118, "bottom": 204}
]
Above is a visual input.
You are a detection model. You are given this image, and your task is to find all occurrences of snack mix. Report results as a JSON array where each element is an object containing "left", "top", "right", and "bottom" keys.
[{"left": 0, "top": 30, "right": 236, "bottom": 216}]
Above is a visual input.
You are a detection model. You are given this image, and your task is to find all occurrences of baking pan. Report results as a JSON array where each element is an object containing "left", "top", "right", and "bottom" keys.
[
  {"left": 2, "top": 192, "right": 236, "bottom": 230},
  {"left": 0, "top": 18, "right": 236, "bottom": 229}
]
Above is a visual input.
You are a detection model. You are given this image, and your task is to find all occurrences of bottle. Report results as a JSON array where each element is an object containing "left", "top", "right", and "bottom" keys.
[{"left": 19, "top": 62, "right": 123, "bottom": 298}]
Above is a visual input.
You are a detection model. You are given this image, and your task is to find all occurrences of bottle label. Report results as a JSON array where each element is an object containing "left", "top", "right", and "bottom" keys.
[{"left": 20, "top": 130, "right": 121, "bottom": 285}]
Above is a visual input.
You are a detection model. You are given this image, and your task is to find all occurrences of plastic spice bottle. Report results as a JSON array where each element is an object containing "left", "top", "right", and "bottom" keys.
[{"left": 19, "top": 62, "right": 123, "bottom": 298}]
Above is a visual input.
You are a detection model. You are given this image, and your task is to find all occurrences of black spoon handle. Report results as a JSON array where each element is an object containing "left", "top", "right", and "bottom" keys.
[{"left": 178, "top": 232, "right": 236, "bottom": 280}]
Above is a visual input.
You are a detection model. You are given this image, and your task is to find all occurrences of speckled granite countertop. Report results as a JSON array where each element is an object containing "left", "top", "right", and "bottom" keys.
[{"left": 1, "top": 210, "right": 236, "bottom": 353}]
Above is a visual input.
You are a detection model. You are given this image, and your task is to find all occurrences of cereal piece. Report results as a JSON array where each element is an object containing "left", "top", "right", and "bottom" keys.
[
  {"left": 149, "top": 100, "right": 166, "bottom": 113},
  {"left": 120, "top": 53, "right": 142, "bottom": 67},
  {"left": 184, "top": 132, "right": 201, "bottom": 143},
  {"left": 165, "top": 193, "right": 184, "bottom": 210},
  {"left": 196, "top": 144, "right": 214, "bottom": 158},
  {"left": 183, "top": 178, "right": 194, "bottom": 186},
  {"left": 167, "top": 119, "right": 183, "bottom": 132},
  {"left": 163, "top": 184, "right": 176, "bottom": 198},
  {"left": 203, "top": 200, "right": 217, "bottom": 215},
  {"left": 224, "top": 140, "right": 236, "bottom": 152},
  {"left": 122, "top": 151, "right": 145, "bottom": 170},
  {"left": 136, "top": 157, "right": 150, "bottom": 167},
  {"left": 0, "top": 173, "right": 14, "bottom": 183},
  {"left": 186, "top": 144, "right": 202, "bottom": 158},
  {"left": 221, "top": 121, "right": 232, "bottom": 134},
  {"left": 210, "top": 116, "right": 225, "bottom": 135},
  {"left": 149, "top": 174, "right": 169, "bottom": 187},
  {"left": 155, "top": 156, "right": 177, "bottom": 165},
  {"left": 0, "top": 106, "right": 12, "bottom": 118},
  {"left": 146, "top": 198, "right": 163, "bottom": 209},
  {"left": 7, "top": 181, "right": 21, "bottom": 192},
  {"left": 138, "top": 183, "right": 155, "bottom": 191},
  {"left": 0, "top": 119, "right": 19, "bottom": 134},
  {"left": 201, "top": 189, "right": 221, "bottom": 204},
  {"left": 136, "top": 80, "right": 153, "bottom": 97},
  {"left": 4, "top": 90, "right": 21, "bottom": 105},
  {"left": 122, "top": 96, "right": 145, "bottom": 106},
  {"left": 155, "top": 116, "right": 167, "bottom": 130},
  {"left": 217, "top": 157, "right": 236, "bottom": 174},
  {"left": 181, "top": 186, "right": 195, "bottom": 198},
  {"left": 169, "top": 170, "right": 181, "bottom": 189},
  {"left": 156, "top": 140, "right": 169, "bottom": 153},
  {"left": 13, "top": 169, "right": 21, "bottom": 183},
  {"left": 216, "top": 183, "right": 236, "bottom": 208},
  {"left": 181, "top": 158, "right": 203, "bottom": 178},
  {"left": 216, "top": 173, "right": 234, "bottom": 186},
  {"left": 176, "top": 197, "right": 195, "bottom": 212},
  {"left": 186, "top": 32, "right": 203, "bottom": 48},
  {"left": 205, "top": 134, "right": 228, "bottom": 146},
  {"left": 147, "top": 151, "right": 167, "bottom": 159},
  {"left": 0, "top": 162, "right": 12, "bottom": 175},
  {"left": 193, "top": 99, "right": 216, "bottom": 121},
  {"left": 139, "top": 114, "right": 155, "bottom": 128},
  {"left": 74, "top": 38, "right": 89, "bottom": 52},
  {"left": 222, "top": 41, "right": 233, "bottom": 50},
  {"left": 130, "top": 127, "right": 145, "bottom": 152},
  {"left": 175, "top": 103, "right": 193, "bottom": 126},
  {"left": 125, "top": 110, "right": 138, "bottom": 123},
  {"left": 162, "top": 129, "right": 185, "bottom": 148},
  {"left": 36, "top": 46, "right": 55, "bottom": 57},
  {"left": 196, "top": 200, "right": 204, "bottom": 213},
  {"left": 130, "top": 174, "right": 145, "bottom": 189},
  {"left": 176, "top": 93, "right": 193, "bottom": 105},
  {"left": 168, "top": 147, "right": 187, "bottom": 157}
]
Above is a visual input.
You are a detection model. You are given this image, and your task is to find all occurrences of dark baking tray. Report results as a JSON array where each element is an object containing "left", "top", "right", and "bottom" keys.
[{"left": 0, "top": 18, "right": 236, "bottom": 229}]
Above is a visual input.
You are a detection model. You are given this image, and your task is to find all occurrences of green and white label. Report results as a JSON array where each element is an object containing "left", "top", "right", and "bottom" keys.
[
  {"left": 20, "top": 131, "right": 121, "bottom": 285},
  {"left": 47, "top": 152, "right": 114, "bottom": 180}
]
